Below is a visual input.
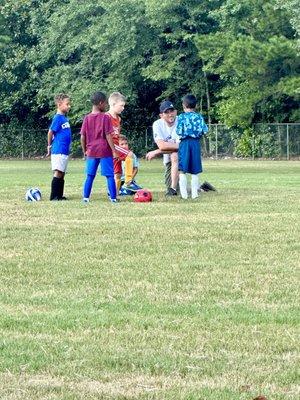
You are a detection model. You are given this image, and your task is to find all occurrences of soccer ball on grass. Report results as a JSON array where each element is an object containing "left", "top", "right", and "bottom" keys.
[
  {"left": 133, "top": 189, "right": 152, "bottom": 203},
  {"left": 25, "top": 187, "right": 42, "bottom": 201}
]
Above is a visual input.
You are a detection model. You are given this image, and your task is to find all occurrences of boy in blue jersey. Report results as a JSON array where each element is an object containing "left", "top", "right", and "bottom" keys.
[
  {"left": 176, "top": 94, "right": 208, "bottom": 199},
  {"left": 47, "top": 94, "right": 72, "bottom": 200}
]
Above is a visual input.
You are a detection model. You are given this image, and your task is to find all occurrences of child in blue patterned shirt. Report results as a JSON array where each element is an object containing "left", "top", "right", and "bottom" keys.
[{"left": 176, "top": 94, "right": 208, "bottom": 199}]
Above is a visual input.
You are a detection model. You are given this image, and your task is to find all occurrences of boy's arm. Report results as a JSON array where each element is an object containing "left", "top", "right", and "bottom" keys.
[
  {"left": 106, "top": 133, "right": 119, "bottom": 159},
  {"left": 80, "top": 134, "right": 86, "bottom": 156},
  {"left": 46, "top": 130, "right": 53, "bottom": 156}
]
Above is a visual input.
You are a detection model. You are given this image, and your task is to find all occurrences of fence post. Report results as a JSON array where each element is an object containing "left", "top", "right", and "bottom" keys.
[
  {"left": 215, "top": 124, "right": 218, "bottom": 159},
  {"left": 252, "top": 129, "right": 255, "bottom": 160},
  {"left": 21, "top": 128, "right": 24, "bottom": 160},
  {"left": 145, "top": 127, "right": 148, "bottom": 152},
  {"left": 286, "top": 124, "right": 290, "bottom": 160}
]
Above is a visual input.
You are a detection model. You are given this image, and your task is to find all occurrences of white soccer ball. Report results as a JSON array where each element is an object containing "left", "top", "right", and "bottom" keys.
[{"left": 25, "top": 187, "right": 42, "bottom": 202}]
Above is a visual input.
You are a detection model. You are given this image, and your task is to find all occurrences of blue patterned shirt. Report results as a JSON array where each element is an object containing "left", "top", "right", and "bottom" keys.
[{"left": 176, "top": 112, "right": 208, "bottom": 140}]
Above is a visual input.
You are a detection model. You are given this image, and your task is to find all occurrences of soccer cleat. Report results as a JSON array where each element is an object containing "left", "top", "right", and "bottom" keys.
[
  {"left": 82, "top": 198, "right": 90, "bottom": 203},
  {"left": 119, "top": 187, "right": 134, "bottom": 196},
  {"left": 132, "top": 180, "right": 142, "bottom": 189},
  {"left": 200, "top": 181, "right": 216, "bottom": 192},
  {"left": 165, "top": 187, "right": 177, "bottom": 196},
  {"left": 110, "top": 198, "right": 119, "bottom": 203},
  {"left": 123, "top": 181, "right": 142, "bottom": 192}
]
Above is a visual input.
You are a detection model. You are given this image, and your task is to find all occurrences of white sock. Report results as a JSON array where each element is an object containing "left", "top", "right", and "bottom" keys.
[
  {"left": 179, "top": 173, "right": 188, "bottom": 199},
  {"left": 191, "top": 174, "right": 199, "bottom": 199}
]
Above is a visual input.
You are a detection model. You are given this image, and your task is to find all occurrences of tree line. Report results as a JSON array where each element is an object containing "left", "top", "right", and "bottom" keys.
[{"left": 0, "top": 0, "right": 299, "bottom": 153}]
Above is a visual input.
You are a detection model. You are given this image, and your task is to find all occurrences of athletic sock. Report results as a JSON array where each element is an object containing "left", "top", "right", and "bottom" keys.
[
  {"left": 83, "top": 174, "right": 95, "bottom": 199},
  {"left": 179, "top": 173, "right": 188, "bottom": 199},
  {"left": 107, "top": 176, "right": 117, "bottom": 200},
  {"left": 59, "top": 179, "right": 65, "bottom": 199},
  {"left": 191, "top": 174, "right": 199, "bottom": 199},
  {"left": 50, "top": 177, "right": 61, "bottom": 200},
  {"left": 124, "top": 156, "right": 133, "bottom": 184}
]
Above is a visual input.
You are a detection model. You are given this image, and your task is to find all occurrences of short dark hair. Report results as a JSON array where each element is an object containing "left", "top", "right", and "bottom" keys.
[
  {"left": 54, "top": 93, "right": 70, "bottom": 103},
  {"left": 182, "top": 94, "right": 197, "bottom": 109},
  {"left": 91, "top": 91, "right": 107, "bottom": 105}
]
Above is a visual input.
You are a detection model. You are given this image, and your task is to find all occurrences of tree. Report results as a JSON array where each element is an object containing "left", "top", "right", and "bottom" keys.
[{"left": 196, "top": 0, "right": 300, "bottom": 126}]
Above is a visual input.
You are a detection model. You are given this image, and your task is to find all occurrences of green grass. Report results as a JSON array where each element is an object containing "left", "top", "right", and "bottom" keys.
[{"left": 0, "top": 158, "right": 299, "bottom": 400}]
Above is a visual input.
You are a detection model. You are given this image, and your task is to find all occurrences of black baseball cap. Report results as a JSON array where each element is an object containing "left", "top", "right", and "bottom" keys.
[{"left": 159, "top": 100, "right": 175, "bottom": 113}]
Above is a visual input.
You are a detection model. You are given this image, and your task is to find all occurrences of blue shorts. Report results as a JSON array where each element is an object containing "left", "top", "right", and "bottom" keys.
[
  {"left": 86, "top": 157, "right": 114, "bottom": 177},
  {"left": 178, "top": 137, "right": 202, "bottom": 174}
]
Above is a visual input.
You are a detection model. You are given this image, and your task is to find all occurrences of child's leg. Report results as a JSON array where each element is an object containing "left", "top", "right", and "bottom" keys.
[
  {"left": 115, "top": 173, "right": 122, "bottom": 192},
  {"left": 113, "top": 158, "right": 122, "bottom": 192},
  {"left": 101, "top": 157, "right": 117, "bottom": 201},
  {"left": 50, "top": 155, "right": 67, "bottom": 200},
  {"left": 83, "top": 158, "right": 99, "bottom": 200},
  {"left": 191, "top": 174, "right": 199, "bottom": 199},
  {"left": 50, "top": 174, "right": 61, "bottom": 200},
  {"left": 179, "top": 172, "right": 188, "bottom": 199},
  {"left": 124, "top": 155, "right": 133, "bottom": 184},
  {"left": 83, "top": 174, "right": 96, "bottom": 199},
  {"left": 170, "top": 152, "right": 179, "bottom": 190},
  {"left": 106, "top": 176, "right": 116, "bottom": 200}
]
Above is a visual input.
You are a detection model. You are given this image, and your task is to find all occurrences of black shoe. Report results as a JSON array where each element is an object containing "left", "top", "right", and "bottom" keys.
[
  {"left": 165, "top": 188, "right": 177, "bottom": 196},
  {"left": 50, "top": 196, "right": 68, "bottom": 201},
  {"left": 200, "top": 181, "right": 216, "bottom": 192}
]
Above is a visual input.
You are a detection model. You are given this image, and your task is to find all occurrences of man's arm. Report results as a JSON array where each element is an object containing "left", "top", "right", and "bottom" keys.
[{"left": 146, "top": 140, "right": 179, "bottom": 161}]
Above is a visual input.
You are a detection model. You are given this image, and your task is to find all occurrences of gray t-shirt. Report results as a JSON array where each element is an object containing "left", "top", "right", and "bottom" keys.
[{"left": 152, "top": 117, "right": 178, "bottom": 165}]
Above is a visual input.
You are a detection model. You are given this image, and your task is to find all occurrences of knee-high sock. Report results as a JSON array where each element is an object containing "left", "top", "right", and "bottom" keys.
[
  {"left": 107, "top": 176, "right": 116, "bottom": 200},
  {"left": 191, "top": 174, "right": 199, "bottom": 199},
  {"left": 83, "top": 174, "right": 95, "bottom": 199},
  {"left": 124, "top": 156, "right": 133, "bottom": 184},
  {"left": 179, "top": 173, "right": 188, "bottom": 199},
  {"left": 59, "top": 179, "right": 65, "bottom": 199},
  {"left": 50, "top": 177, "right": 61, "bottom": 200}
]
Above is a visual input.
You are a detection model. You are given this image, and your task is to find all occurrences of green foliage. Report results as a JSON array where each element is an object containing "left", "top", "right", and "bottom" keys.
[
  {"left": 196, "top": 0, "right": 299, "bottom": 126},
  {"left": 0, "top": 0, "right": 299, "bottom": 144},
  {"left": 231, "top": 128, "right": 254, "bottom": 157}
]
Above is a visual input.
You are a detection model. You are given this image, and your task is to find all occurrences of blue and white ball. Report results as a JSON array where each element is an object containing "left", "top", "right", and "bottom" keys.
[{"left": 25, "top": 187, "right": 42, "bottom": 202}]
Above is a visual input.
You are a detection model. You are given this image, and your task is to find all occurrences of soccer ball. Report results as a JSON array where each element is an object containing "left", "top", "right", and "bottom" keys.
[
  {"left": 25, "top": 187, "right": 42, "bottom": 201},
  {"left": 133, "top": 189, "right": 152, "bottom": 203}
]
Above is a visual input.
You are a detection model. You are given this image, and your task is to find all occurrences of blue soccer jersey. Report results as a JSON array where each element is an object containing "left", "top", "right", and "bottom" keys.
[
  {"left": 176, "top": 112, "right": 208, "bottom": 140},
  {"left": 49, "top": 114, "right": 72, "bottom": 155}
]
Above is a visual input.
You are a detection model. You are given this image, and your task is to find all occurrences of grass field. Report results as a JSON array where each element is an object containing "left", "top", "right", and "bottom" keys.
[{"left": 0, "top": 158, "right": 299, "bottom": 400}]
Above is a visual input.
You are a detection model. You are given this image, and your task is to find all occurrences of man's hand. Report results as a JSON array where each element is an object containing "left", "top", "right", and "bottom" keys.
[{"left": 146, "top": 149, "right": 160, "bottom": 161}]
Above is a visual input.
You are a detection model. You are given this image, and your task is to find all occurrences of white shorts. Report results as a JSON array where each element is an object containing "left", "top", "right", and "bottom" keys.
[{"left": 51, "top": 154, "right": 69, "bottom": 172}]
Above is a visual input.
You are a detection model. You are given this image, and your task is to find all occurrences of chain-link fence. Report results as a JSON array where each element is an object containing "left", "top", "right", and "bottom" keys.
[
  {"left": 1, "top": 123, "right": 300, "bottom": 159},
  {"left": 146, "top": 123, "right": 300, "bottom": 160}
]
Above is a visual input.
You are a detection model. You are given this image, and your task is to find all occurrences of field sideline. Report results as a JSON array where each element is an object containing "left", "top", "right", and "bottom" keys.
[{"left": 0, "top": 159, "right": 299, "bottom": 400}]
